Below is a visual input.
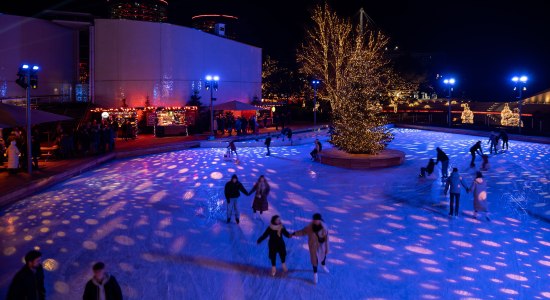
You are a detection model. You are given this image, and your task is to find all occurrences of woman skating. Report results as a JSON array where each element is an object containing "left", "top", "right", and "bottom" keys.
[
  {"left": 249, "top": 175, "right": 270, "bottom": 218},
  {"left": 468, "top": 171, "right": 490, "bottom": 221},
  {"left": 257, "top": 215, "right": 292, "bottom": 276},
  {"left": 292, "top": 213, "right": 329, "bottom": 284}
]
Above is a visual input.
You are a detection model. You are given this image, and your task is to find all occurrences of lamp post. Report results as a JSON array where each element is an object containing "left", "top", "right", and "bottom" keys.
[
  {"left": 16, "top": 64, "right": 40, "bottom": 174},
  {"left": 443, "top": 78, "right": 455, "bottom": 127},
  {"left": 311, "top": 80, "right": 320, "bottom": 127},
  {"left": 204, "top": 75, "right": 219, "bottom": 140},
  {"left": 512, "top": 75, "right": 528, "bottom": 134}
]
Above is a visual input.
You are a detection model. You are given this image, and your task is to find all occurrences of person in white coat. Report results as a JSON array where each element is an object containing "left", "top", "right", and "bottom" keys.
[
  {"left": 468, "top": 171, "right": 490, "bottom": 221},
  {"left": 6, "top": 140, "right": 20, "bottom": 174}
]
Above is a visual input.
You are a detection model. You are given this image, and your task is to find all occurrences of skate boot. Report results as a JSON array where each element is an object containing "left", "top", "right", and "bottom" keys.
[
  {"left": 473, "top": 211, "right": 478, "bottom": 219},
  {"left": 236, "top": 218, "right": 240, "bottom": 224},
  {"left": 227, "top": 218, "right": 231, "bottom": 224},
  {"left": 313, "top": 273, "right": 318, "bottom": 284},
  {"left": 271, "top": 266, "right": 276, "bottom": 277},
  {"left": 322, "top": 265, "right": 329, "bottom": 273},
  {"left": 282, "top": 263, "right": 288, "bottom": 272}
]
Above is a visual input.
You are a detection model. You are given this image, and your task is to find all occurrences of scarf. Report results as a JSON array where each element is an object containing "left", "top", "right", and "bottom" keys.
[
  {"left": 270, "top": 224, "right": 283, "bottom": 237},
  {"left": 92, "top": 273, "right": 110, "bottom": 300}
]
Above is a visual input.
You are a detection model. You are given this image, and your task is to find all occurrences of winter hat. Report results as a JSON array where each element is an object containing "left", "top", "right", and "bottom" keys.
[
  {"left": 270, "top": 215, "right": 280, "bottom": 225},
  {"left": 312, "top": 213, "right": 324, "bottom": 221},
  {"left": 24, "top": 250, "right": 42, "bottom": 263},
  {"left": 93, "top": 262, "right": 105, "bottom": 271}
]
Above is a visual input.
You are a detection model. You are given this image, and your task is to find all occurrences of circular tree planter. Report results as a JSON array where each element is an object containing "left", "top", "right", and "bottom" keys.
[{"left": 319, "top": 148, "right": 405, "bottom": 169}]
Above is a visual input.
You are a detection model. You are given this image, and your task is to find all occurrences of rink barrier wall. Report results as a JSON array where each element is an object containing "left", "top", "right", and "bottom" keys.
[
  {"left": 395, "top": 124, "right": 550, "bottom": 145},
  {"left": 319, "top": 148, "right": 405, "bottom": 169}
]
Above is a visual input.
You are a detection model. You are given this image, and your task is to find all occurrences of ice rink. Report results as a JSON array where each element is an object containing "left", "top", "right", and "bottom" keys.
[{"left": 1, "top": 128, "right": 549, "bottom": 300}]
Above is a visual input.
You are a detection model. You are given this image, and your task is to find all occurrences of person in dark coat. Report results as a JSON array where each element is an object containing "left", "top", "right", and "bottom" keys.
[
  {"left": 224, "top": 174, "right": 250, "bottom": 224},
  {"left": 419, "top": 158, "right": 436, "bottom": 177},
  {"left": 265, "top": 133, "right": 272, "bottom": 156},
  {"left": 499, "top": 130, "right": 509, "bottom": 150},
  {"left": 444, "top": 168, "right": 468, "bottom": 217},
  {"left": 227, "top": 140, "right": 237, "bottom": 158},
  {"left": 257, "top": 215, "right": 292, "bottom": 276},
  {"left": 435, "top": 147, "right": 449, "bottom": 178},
  {"left": 469, "top": 141, "right": 483, "bottom": 167},
  {"left": 310, "top": 139, "right": 322, "bottom": 161},
  {"left": 83, "top": 262, "right": 123, "bottom": 300},
  {"left": 7, "top": 250, "right": 46, "bottom": 300},
  {"left": 249, "top": 175, "right": 270, "bottom": 217}
]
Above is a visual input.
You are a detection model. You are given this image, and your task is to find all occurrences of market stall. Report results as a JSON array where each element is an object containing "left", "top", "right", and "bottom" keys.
[
  {"left": 90, "top": 108, "right": 138, "bottom": 139},
  {"left": 152, "top": 106, "right": 198, "bottom": 137}
]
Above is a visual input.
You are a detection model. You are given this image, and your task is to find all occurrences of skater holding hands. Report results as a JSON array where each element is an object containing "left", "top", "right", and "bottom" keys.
[
  {"left": 468, "top": 171, "right": 491, "bottom": 221},
  {"left": 249, "top": 175, "right": 270, "bottom": 218},
  {"left": 224, "top": 174, "right": 250, "bottom": 224},
  {"left": 257, "top": 215, "right": 292, "bottom": 276},
  {"left": 292, "top": 213, "right": 329, "bottom": 284}
]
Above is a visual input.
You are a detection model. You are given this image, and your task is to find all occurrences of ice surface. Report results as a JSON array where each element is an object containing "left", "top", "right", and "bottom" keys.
[{"left": 1, "top": 129, "right": 549, "bottom": 299}]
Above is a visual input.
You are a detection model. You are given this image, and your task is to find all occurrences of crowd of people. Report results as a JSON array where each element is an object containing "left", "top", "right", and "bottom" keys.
[
  {"left": 419, "top": 130, "right": 511, "bottom": 220},
  {"left": 0, "top": 120, "right": 125, "bottom": 174},
  {"left": 215, "top": 114, "right": 261, "bottom": 136}
]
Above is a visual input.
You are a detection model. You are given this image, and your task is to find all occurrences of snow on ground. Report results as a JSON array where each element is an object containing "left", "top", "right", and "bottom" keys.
[{"left": 1, "top": 128, "right": 549, "bottom": 300}]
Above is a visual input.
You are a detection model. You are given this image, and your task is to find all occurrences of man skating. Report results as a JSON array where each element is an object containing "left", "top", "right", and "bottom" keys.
[
  {"left": 469, "top": 141, "right": 483, "bottom": 167},
  {"left": 444, "top": 168, "right": 468, "bottom": 217},
  {"left": 265, "top": 133, "right": 272, "bottom": 156},
  {"left": 224, "top": 174, "right": 250, "bottom": 224},
  {"left": 7, "top": 250, "right": 46, "bottom": 300}
]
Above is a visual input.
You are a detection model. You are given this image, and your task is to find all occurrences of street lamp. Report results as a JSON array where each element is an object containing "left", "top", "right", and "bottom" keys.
[
  {"left": 512, "top": 75, "right": 528, "bottom": 133},
  {"left": 204, "top": 75, "right": 219, "bottom": 140},
  {"left": 311, "top": 80, "right": 321, "bottom": 127},
  {"left": 15, "top": 63, "right": 40, "bottom": 174},
  {"left": 443, "top": 77, "right": 455, "bottom": 127}
]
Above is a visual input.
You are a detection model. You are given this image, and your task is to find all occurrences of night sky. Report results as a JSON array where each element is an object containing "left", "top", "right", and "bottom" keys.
[{"left": 1, "top": 0, "right": 549, "bottom": 101}]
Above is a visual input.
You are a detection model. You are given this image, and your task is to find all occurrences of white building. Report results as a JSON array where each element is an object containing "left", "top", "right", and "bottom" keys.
[
  {"left": 0, "top": 14, "right": 77, "bottom": 100},
  {"left": 0, "top": 15, "right": 262, "bottom": 108},
  {"left": 93, "top": 19, "right": 262, "bottom": 108}
]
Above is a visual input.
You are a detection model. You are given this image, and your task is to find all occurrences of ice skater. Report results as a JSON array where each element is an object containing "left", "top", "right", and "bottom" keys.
[
  {"left": 468, "top": 171, "right": 490, "bottom": 221},
  {"left": 419, "top": 158, "right": 435, "bottom": 178},
  {"left": 7, "top": 250, "right": 45, "bottom": 300},
  {"left": 499, "top": 129, "right": 509, "bottom": 150},
  {"left": 469, "top": 141, "right": 483, "bottom": 167},
  {"left": 224, "top": 174, "right": 250, "bottom": 224},
  {"left": 444, "top": 168, "right": 468, "bottom": 217},
  {"left": 265, "top": 133, "right": 272, "bottom": 156},
  {"left": 488, "top": 132, "right": 499, "bottom": 154},
  {"left": 310, "top": 139, "right": 322, "bottom": 162},
  {"left": 481, "top": 154, "right": 490, "bottom": 171},
  {"left": 227, "top": 140, "right": 238, "bottom": 158},
  {"left": 83, "top": 262, "right": 123, "bottom": 300},
  {"left": 292, "top": 213, "right": 329, "bottom": 284},
  {"left": 435, "top": 147, "right": 449, "bottom": 178},
  {"left": 257, "top": 215, "right": 292, "bottom": 276},
  {"left": 249, "top": 175, "right": 270, "bottom": 218}
]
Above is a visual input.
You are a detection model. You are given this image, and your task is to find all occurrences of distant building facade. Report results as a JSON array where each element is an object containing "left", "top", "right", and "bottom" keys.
[
  {"left": 108, "top": 0, "right": 168, "bottom": 22},
  {"left": 93, "top": 19, "right": 261, "bottom": 108}
]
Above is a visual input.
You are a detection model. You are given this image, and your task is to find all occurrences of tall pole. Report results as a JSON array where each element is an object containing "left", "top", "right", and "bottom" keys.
[
  {"left": 518, "top": 87, "right": 522, "bottom": 134},
  {"left": 313, "top": 86, "right": 317, "bottom": 127},
  {"left": 359, "top": 8, "right": 364, "bottom": 35},
  {"left": 447, "top": 87, "right": 451, "bottom": 128},
  {"left": 26, "top": 71, "right": 32, "bottom": 174},
  {"left": 210, "top": 87, "right": 214, "bottom": 139}
]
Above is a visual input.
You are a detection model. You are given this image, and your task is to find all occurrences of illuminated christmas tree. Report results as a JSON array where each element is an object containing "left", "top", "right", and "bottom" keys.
[
  {"left": 298, "top": 4, "right": 395, "bottom": 154},
  {"left": 501, "top": 103, "right": 513, "bottom": 126}
]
